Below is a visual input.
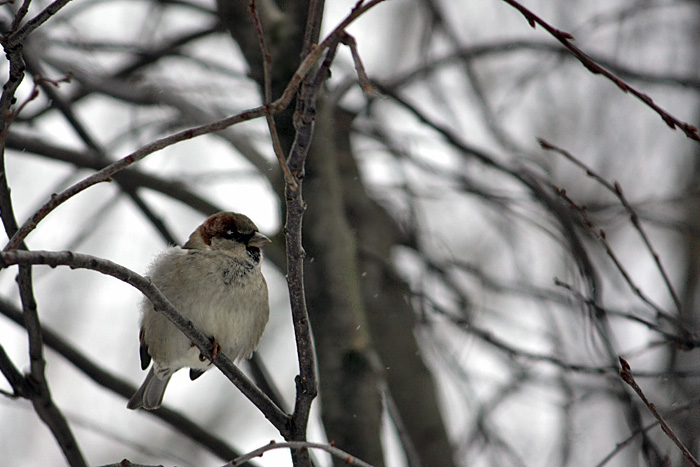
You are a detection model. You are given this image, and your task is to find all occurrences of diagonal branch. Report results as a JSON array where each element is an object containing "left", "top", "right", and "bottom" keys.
[
  {"left": 0, "top": 298, "right": 252, "bottom": 463},
  {"left": 5, "top": 0, "right": 75, "bottom": 47},
  {"left": 0, "top": 250, "right": 291, "bottom": 437},
  {"left": 225, "top": 440, "right": 375, "bottom": 467},
  {"left": 539, "top": 138, "right": 683, "bottom": 315},
  {"left": 499, "top": 0, "right": 700, "bottom": 142},
  {"left": 248, "top": 0, "right": 297, "bottom": 190},
  {"left": 3, "top": 105, "right": 267, "bottom": 251},
  {"left": 619, "top": 358, "right": 700, "bottom": 466}
]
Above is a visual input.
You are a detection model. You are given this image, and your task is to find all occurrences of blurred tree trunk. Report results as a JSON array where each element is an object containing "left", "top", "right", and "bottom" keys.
[
  {"left": 303, "top": 101, "right": 385, "bottom": 465},
  {"left": 672, "top": 152, "right": 700, "bottom": 458},
  {"left": 335, "top": 108, "right": 457, "bottom": 467},
  {"left": 216, "top": 2, "right": 455, "bottom": 465},
  {"left": 670, "top": 10, "right": 700, "bottom": 461}
]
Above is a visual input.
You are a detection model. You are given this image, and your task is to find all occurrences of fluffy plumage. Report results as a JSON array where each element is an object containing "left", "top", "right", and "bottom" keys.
[{"left": 127, "top": 212, "right": 270, "bottom": 410}]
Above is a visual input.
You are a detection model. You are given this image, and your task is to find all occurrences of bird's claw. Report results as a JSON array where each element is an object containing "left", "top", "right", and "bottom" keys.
[
  {"left": 197, "top": 337, "right": 220, "bottom": 362},
  {"left": 211, "top": 338, "right": 221, "bottom": 360}
]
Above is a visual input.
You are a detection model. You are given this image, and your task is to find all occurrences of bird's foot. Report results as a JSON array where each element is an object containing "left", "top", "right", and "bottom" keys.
[
  {"left": 211, "top": 337, "right": 221, "bottom": 360},
  {"left": 198, "top": 336, "right": 220, "bottom": 362}
]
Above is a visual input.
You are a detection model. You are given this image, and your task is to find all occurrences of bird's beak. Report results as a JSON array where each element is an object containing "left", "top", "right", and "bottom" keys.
[{"left": 248, "top": 232, "right": 271, "bottom": 248}]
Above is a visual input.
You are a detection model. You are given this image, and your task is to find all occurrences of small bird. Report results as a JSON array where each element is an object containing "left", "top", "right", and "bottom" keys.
[{"left": 127, "top": 212, "right": 270, "bottom": 410}]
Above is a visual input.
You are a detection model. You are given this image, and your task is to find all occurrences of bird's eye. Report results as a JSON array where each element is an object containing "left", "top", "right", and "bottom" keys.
[{"left": 221, "top": 229, "right": 253, "bottom": 244}]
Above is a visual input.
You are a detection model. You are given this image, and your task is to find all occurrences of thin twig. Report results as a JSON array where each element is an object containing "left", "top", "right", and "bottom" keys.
[
  {"left": 596, "top": 394, "right": 700, "bottom": 467},
  {"left": 339, "top": 32, "right": 380, "bottom": 96},
  {"left": 539, "top": 138, "right": 683, "bottom": 314},
  {"left": 499, "top": 0, "right": 700, "bottom": 142},
  {"left": 8, "top": 0, "right": 32, "bottom": 33},
  {"left": 4, "top": 0, "right": 388, "bottom": 252},
  {"left": 248, "top": 0, "right": 297, "bottom": 190},
  {"left": 3, "top": 105, "right": 267, "bottom": 251},
  {"left": 552, "top": 186, "right": 671, "bottom": 320},
  {"left": 0, "top": 298, "right": 248, "bottom": 462},
  {"left": 224, "top": 440, "right": 375, "bottom": 467},
  {"left": 5, "top": 0, "right": 75, "bottom": 48},
  {"left": 619, "top": 357, "right": 700, "bottom": 466}
]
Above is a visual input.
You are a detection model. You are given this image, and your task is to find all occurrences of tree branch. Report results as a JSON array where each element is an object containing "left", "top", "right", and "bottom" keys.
[
  {"left": 224, "top": 440, "right": 375, "bottom": 467},
  {"left": 499, "top": 0, "right": 700, "bottom": 142},
  {"left": 0, "top": 250, "right": 291, "bottom": 436},
  {"left": 0, "top": 298, "right": 251, "bottom": 463},
  {"left": 619, "top": 357, "right": 700, "bottom": 466}
]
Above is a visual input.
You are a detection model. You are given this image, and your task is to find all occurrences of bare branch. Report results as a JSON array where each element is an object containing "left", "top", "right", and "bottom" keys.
[
  {"left": 619, "top": 358, "right": 700, "bottom": 466},
  {"left": 6, "top": 0, "right": 75, "bottom": 47},
  {"left": 224, "top": 440, "right": 375, "bottom": 467},
  {"left": 499, "top": 0, "right": 700, "bottom": 142},
  {"left": 0, "top": 250, "right": 291, "bottom": 436},
  {"left": 540, "top": 138, "right": 683, "bottom": 314},
  {"left": 3, "top": 105, "right": 267, "bottom": 251},
  {"left": 596, "top": 395, "right": 700, "bottom": 466},
  {"left": 248, "top": 0, "right": 297, "bottom": 189},
  {"left": 0, "top": 298, "right": 248, "bottom": 462}
]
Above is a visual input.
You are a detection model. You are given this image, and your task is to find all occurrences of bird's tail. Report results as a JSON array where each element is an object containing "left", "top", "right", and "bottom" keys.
[{"left": 127, "top": 367, "right": 171, "bottom": 410}]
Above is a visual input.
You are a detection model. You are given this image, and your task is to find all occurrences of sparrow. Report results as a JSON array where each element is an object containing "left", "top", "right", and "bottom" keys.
[{"left": 127, "top": 212, "right": 270, "bottom": 410}]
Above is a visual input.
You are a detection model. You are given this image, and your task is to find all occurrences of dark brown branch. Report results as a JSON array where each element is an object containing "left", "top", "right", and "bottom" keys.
[
  {"left": 225, "top": 440, "right": 375, "bottom": 467},
  {"left": 539, "top": 138, "right": 683, "bottom": 314},
  {"left": 5, "top": 0, "right": 75, "bottom": 47},
  {"left": 8, "top": 0, "right": 32, "bottom": 32},
  {"left": 4, "top": 132, "right": 223, "bottom": 216},
  {"left": 619, "top": 357, "right": 700, "bottom": 466},
  {"left": 499, "top": 0, "right": 700, "bottom": 142},
  {"left": 0, "top": 250, "right": 291, "bottom": 436},
  {"left": 282, "top": 42, "right": 323, "bottom": 467},
  {"left": 0, "top": 298, "right": 254, "bottom": 463},
  {"left": 0, "top": 7, "right": 87, "bottom": 465},
  {"left": 14, "top": 266, "right": 86, "bottom": 465}
]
